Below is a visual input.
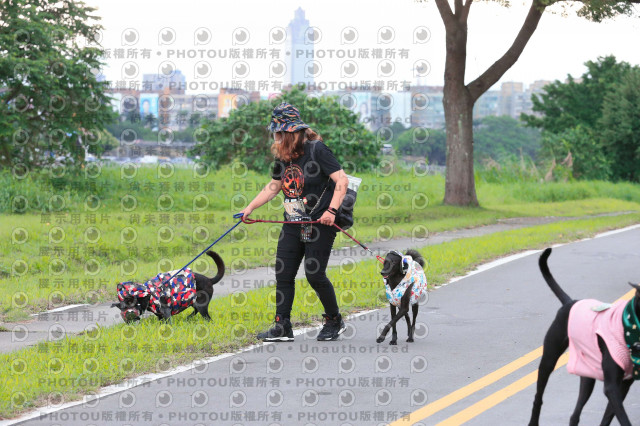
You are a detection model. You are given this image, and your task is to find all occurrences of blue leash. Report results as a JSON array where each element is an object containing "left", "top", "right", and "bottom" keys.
[{"left": 161, "top": 213, "right": 245, "bottom": 285}]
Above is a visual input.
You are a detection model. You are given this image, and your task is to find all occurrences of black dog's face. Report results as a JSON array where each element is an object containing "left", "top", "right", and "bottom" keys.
[
  {"left": 380, "top": 252, "right": 404, "bottom": 287},
  {"left": 111, "top": 295, "right": 145, "bottom": 323},
  {"left": 111, "top": 295, "right": 137, "bottom": 311}
]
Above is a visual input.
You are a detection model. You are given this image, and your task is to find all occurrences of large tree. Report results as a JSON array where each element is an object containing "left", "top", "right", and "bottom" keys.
[
  {"left": 394, "top": 127, "right": 447, "bottom": 164},
  {"left": 600, "top": 68, "right": 640, "bottom": 182},
  {"left": 0, "top": 0, "right": 115, "bottom": 168},
  {"left": 419, "top": 0, "right": 639, "bottom": 205},
  {"left": 521, "top": 56, "right": 632, "bottom": 134},
  {"left": 190, "top": 85, "right": 380, "bottom": 173},
  {"left": 474, "top": 115, "right": 541, "bottom": 162},
  {"left": 522, "top": 56, "right": 639, "bottom": 181}
]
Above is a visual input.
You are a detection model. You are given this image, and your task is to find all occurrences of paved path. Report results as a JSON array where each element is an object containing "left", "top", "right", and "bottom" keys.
[
  {"left": 0, "top": 215, "right": 575, "bottom": 354},
  {"left": 7, "top": 224, "right": 640, "bottom": 425}
]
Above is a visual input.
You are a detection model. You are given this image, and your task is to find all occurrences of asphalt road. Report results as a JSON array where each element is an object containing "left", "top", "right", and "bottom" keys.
[{"left": 8, "top": 226, "right": 640, "bottom": 426}]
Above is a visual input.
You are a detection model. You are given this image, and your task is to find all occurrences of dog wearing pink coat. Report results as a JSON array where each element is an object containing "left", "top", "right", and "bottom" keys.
[{"left": 528, "top": 248, "right": 640, "bottom": 426}]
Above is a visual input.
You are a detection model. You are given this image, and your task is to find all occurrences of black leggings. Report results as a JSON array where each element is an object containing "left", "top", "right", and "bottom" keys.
[{"left": 274, "top": 222, "right": 339, "bottom": 318}]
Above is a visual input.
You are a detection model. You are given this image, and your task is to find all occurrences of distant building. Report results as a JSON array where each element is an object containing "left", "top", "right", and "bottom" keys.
[
  {"left": 410, "top": 85, "right": 445, "bottom": 129},
  {"left": 387, "top": 91, "right": 413, "bottom": 129},
  {"left": 529, "top": 79, "right": 551, "bottom": 93},
  {"left": 474, "top": 90, "right": 500, "bottom": 120},
  {"left": 524, "top": 80, "right": 551, "bottom": 117},
  {"left": 322, "top": 87, "right": 390, "bottom": 132},
  {"left": 217, "top": 88, "right": 260, "bottom": 118},
  {"left": 142, "top": 70, "right": 186, "bottom": 95},
  {"left": 499, "top": 81, "right": 524, "bottom": 117},
  {"left": 285, "top": 8, "right": 314, "bottom": 89},
  {"left": 498, "top": 80, "right": 550, "bottom": 119},
  {"left": 107, "top": 88, "right": 140, "bottom": 116},
  {"left": 160, "top": 92, "right": 219, "bottom": 130}
]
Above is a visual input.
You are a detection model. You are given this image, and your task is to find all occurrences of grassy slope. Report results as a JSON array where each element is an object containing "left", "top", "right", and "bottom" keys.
[{"left": 2, "top": 167, "right": 640, "bottom": 320}]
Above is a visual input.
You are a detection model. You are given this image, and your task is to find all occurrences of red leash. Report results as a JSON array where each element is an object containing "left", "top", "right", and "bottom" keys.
[{"left": 239, "top": 214, "right": 385, "bottom": 264}]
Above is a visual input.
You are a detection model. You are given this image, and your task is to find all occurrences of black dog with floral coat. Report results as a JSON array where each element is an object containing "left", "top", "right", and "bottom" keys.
[{"left": 111, "top": 250, "right": 224, "bottom": 323}]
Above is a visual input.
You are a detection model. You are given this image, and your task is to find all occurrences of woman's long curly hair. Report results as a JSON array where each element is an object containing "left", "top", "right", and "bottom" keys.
[{"left": 270, "top": 128, "right": 322, "bottom": 162}]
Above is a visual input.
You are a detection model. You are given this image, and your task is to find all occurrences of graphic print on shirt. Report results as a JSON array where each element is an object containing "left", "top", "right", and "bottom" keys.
[{"left": 281, "top": 163, "right": 304, "bottom": 198}]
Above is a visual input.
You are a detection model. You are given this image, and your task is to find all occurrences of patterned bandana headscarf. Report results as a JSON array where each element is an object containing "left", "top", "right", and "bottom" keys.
[
  {"left": 266, "top": 102, "right": 310, "bottom": 133},
  {"left": 622, "top": 299, "right": 640, "bottom": 379}
]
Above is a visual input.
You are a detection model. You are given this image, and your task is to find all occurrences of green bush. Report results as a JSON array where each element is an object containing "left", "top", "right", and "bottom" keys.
[{"left": 189, "top": 84, "right": 381, "bottom": 173}]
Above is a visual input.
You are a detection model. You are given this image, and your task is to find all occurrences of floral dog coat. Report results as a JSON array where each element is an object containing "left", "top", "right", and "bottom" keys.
[
  {"left": 385, "top": 256, "right": 428, "bottom": 307},
  {"left": 117, "top": 268, "right": 197, "bottom": 316}
]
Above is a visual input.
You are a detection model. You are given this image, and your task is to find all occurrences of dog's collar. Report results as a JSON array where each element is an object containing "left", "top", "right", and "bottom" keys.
[
  {"left": 622, "top": 299, "right": 640, "bottom": 380},
  {"left": 382, "top": 253, "right": 413, "bottom": 280}
]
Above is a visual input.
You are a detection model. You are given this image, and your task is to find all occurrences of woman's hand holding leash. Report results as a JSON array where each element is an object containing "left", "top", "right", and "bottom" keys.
[
  {"left": 319, "top": 210, "right": 335, "bottom": 226},
  {"left": 238, "top": 206, "right": 254, "bottom": 220}
]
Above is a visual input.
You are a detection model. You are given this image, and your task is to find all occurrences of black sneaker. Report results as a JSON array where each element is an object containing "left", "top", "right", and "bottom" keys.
[
  {"left": 317, "top": 313, "right": 346, "bottom": 341},
  {"left": 257, "top": 314, "right": 294, "bottom": 342}
]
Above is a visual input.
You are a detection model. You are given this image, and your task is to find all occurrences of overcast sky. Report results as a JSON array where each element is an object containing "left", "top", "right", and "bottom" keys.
[{"left": 86, "top": 0, "right": 640, "bottom": 94}]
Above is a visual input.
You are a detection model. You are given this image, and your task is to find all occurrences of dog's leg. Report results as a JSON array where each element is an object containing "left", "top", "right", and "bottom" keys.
[
  {"left": 528, "top": 305, "right": 571, "bottom": 426},
  {"left": 197, "top": 305, "right": 212, "bottom": 321},
  {"left": 598, "top": 335, "right": 632, "bottom": 426},
  {"left": 569, "top": 377, "right": 595, "bottom": 426},
  {"left": 389, "top": 305, "right": 398, "bottom": 345},
  {"left": 194, "top": 290, "right": 212, "bottom": 321},
  {"left": 599, "top": 379, "right": 633, "bottom": 426},
  {"left": 158, "top": 304, "right": 172, "bottom": 324},
  {"left": 377, "top": 284, "right": 413, "bottom": 344},
  {"left": 407, "top": 304, "right": 419, "bottom": 342},
  {"left": 403, "top": 312, "right": 411, "bottom": 341},
  {"left": 377, "top": 306, "right": 409, "bottom": 344}
]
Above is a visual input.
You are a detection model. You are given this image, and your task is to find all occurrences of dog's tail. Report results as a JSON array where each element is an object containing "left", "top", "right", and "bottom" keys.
[
  {"left": 205, "top": 250, "right": 225, "bottom": 285},
  {"left": 539, "top": 248, "right": 572, "bottom": 305},
  {"left": 405, "top": 249, "right": 425, "bottom": 268}
]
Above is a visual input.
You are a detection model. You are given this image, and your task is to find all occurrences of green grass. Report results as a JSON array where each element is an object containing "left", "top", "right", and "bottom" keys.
[
  {"left": 2, "top": 166, "right": 640, "bottom": 320},
  {"left": 1, "top": 212, "right": 639, "bottom": 419}
]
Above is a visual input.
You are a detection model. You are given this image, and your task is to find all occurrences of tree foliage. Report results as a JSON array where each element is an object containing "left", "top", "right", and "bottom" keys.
[
  {"left": 474, "top": 116, "right": 541, "bottom": 162},
  {"left": 415, "top": 0, "right": 639, "bottom": 205},
  {"left": 522, "top": 56, "right": 632, "bottom": 133},
  {"left": 541, "top": 125, "right": 611, "bottom": 180},
  {"left": 0, "top": 0, "right": 116, "bottom": 168},
  {"left": 393, "top": 127, "right": 446, "bottom": 164},
  {"left": 391, "top": 116, "right": 541, "bottom": 166},
  {"left": 189, "top": 85, "right": 381, "bottom": 174},
  {"left": 600, "top": 68, "right": 640, "bottom": 182},
  {"left": 524, "top": 56, "right": 640, "bottom": 182}
]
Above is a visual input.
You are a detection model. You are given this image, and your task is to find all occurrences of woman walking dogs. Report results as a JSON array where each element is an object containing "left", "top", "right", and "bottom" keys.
[{"left": 239, "top": 102, "right": 349, "bottom": 341}]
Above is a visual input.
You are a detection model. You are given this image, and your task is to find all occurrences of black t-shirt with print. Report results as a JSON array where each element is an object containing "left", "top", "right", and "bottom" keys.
[{"left": 271, "top": 140, "right": 342, "bottom": 220}]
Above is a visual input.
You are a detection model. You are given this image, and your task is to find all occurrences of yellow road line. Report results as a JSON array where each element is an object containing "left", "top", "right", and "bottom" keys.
[
  {"left": 436, "top": 353, "right": 569, "bottom": 426},
  {"left": 388, "top": 347, "right": 543, "bottom": 425},
  {"left": 434, "top": 289, "right": 635, "bottom": 426},
  {"left": 391, "top": 289, "right": 635, "bottom": 426}
]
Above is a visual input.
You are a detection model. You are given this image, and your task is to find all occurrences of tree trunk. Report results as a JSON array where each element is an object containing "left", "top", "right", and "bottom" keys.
[
  {"left": 434, "top": 0, "right": 546, "bottom": 206},
  {"left": 443, "top": 83, "right": 477, "bottom": 206},
  {"left": 442, "top": 19, "right": 479, "bottom": 206}
]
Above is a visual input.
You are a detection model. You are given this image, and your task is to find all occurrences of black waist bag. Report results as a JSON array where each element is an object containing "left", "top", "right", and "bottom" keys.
[{"left": 309, "top": 140, "right": 359, "bottom": 230}]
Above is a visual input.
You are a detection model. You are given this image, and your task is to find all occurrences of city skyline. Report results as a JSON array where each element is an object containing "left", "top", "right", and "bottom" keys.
[{"left": 107, "top": 76, "right": 551, "bottom": 132}]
